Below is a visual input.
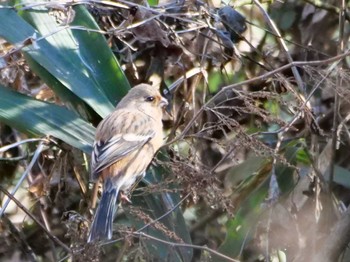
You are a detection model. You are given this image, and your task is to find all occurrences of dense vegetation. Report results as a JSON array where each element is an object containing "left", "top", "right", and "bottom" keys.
[{"left": 0, "top": 0, "right": 349, "bottom": 261}]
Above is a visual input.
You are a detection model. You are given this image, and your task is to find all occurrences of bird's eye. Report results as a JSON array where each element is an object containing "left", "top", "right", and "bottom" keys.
[{"left": 145, "top": 96, "right": 155, "bottom": 102}]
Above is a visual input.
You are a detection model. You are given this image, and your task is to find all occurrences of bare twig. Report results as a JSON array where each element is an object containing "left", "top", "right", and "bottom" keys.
[
  {"left": 134, "top": 231, "right": 240, "bottom": 262},
  {"left": 336, "top": 113, "right": 350, "bottom": 149},
  {"left": 0, "top": 141, "right": 46, "bottom": 217},
  {"left": 332, "top": 0, "right": 346, "bottom": 187},
  {"left": 166, "top": 50, "right": 350, "bottom": 146},
  {"left": 0, "top": 186, "right": 71, "bottom": 254},
  {"left": 252, "top": 0, "right": 304, "bottom": 93},
  {"left": 136, "top": 193, "right": 190, "bottom": 233},
  {"left": 1, "top": 215, "right": 37, "bottom": 261},
  {"left": 102, "top": 192, "right": 191, "bottom": 247},
  {"left": 0, "top": 137, "right": 47, "bottom": 153}
]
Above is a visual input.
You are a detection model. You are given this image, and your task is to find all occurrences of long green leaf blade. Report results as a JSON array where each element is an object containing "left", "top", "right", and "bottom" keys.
[
  {"left": 70, "top": 5, "right": 130, "bottom": 101},
  {"left": 0, "top": 7, "right": 114, "bottom": 118},
  {"left": 0, "top": 85, "right": 94, "bottom": 153},
  {"left": 18, "top": 2, "right": 130, "bottom": 103}
]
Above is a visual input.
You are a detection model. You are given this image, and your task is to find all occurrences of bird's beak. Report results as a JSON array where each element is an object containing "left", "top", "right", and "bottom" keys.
[
  {"left": 160, "top": 97, "right": 172, "bottom": 116},
  {"left": 160, "top": 97, "right": 168, "bottom": 108}
]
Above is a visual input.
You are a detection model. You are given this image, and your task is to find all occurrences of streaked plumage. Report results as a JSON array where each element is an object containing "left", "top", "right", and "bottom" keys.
[{"left": 88, "top": 84, "right": 168, "bottom": 242}]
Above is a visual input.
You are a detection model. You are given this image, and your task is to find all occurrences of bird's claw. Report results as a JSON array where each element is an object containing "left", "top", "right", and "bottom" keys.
[{"left": 120, "top": 192, "right": 132, "bottom": 204}]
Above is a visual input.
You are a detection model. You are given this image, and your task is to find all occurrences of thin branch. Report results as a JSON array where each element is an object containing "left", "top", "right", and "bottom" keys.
[
  {"left": 272, "top": 58, "right": 342, "bottom": 137},
  {"left": 336, "top": 113, "right": 350, "bottom": 149},
  {"left": 303, "top": 0, "right": 339, "bottom": 14},
  {"left": 0, "top": 141, "right": 45, "bottom": 217},
  {"left": 1, "top": 215, "right": 37, "bottom": 261},
  {"left": 166, "top": 50, "right": 350, "bottom": 146},
  {"left": 0, "top": 138, "right": 47, "bottom": 153},
  {"left": 0, "top": 186, "right": 71, "bottom": 254},
  {"left": 134, "top": 231, "right": 240, "bottom": 262},
  {"left": 330, "top": 0, "right": 347, "bottom": 193},
  {"left": 136, "top": 193, "right": 191, "bottom": 233},
  {"left": 103, "top": 192, "right": 191, "bottom": 247},
  {"left": 252, "top": 0, "right": 304, "bottom": 93}
]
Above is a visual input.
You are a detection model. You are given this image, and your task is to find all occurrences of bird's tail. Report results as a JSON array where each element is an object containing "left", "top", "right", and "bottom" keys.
[{"left": 88, "top": 183, "right": 119, "bottom": 242}]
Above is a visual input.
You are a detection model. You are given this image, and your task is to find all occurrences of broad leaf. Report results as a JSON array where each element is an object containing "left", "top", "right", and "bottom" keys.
[
  {"left": 0, "top": 7, "right": 115, "bottom": 118},
  {"left": 0, "top": 85, "right": 94, "bottom": 153}
]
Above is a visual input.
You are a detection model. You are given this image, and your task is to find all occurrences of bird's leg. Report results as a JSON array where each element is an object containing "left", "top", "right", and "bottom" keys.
[
  {"left": 90, "top": 180, "right": 101, "bottom": 209},
  {"left": 119, "top": 173, "right": 146, "bottom": 204},
  {"left": 120, "top": 191, "right": 132, "bottom": 204}
]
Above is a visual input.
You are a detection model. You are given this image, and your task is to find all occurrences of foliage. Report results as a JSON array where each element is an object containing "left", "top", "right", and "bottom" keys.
[{"left": 0, "top": 0, "right": 350, "bottom": 261}]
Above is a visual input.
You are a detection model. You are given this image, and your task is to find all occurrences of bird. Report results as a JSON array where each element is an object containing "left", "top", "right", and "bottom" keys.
[{"left": 88, "top": 84, "right": 168, "bottom": 242}]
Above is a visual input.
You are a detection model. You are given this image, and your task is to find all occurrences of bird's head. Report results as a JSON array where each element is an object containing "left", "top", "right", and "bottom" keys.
[{"left": 118, "top": 84, "right": 168, "bottom": 112}]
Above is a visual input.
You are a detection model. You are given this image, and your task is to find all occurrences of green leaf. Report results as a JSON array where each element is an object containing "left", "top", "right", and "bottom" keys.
[
  {"left": 216, "top": 156, "right": 272, "bottom": 260},
  {"left": 18, "top": 2, "right": 130, "bottom": 105},
  {"left": 0, "top": 6, "right": 121, "bottom": 118},
  {"left": 224, "top": 156, "right": 273, "bottom": 201},
  {"left": 217, "top": 181, "right": 269, "bottom": 260},
  {"left": 68, "top": 5, "right": 130, "bottom": 101},
  {"left": 17, "top": 2, "right": 131, "bottom": 120},
  {"left": 219, "top": 150, "right": 299, "bottom": 260},
  {"left": 24, "top": 56, "right": 95, "bottom": 120},
  {"left": 147, "top": 0, "right": 159, "bottom": 6},
  {"left": 0, "top": 85, "right": 94, "bottom": 153},
  {"left": 271, "top": 139, "right": 311, "bottom": 195}
]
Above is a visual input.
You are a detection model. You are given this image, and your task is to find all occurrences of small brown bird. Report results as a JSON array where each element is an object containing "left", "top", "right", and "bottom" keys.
[{"left": 88, "top": 84, "right": 168, "bottom": 242}]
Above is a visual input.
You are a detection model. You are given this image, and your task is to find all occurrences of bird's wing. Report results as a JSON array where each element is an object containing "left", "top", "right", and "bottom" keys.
[{"left": 91, "top": 112, "right": 155, "bottom": 179}]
